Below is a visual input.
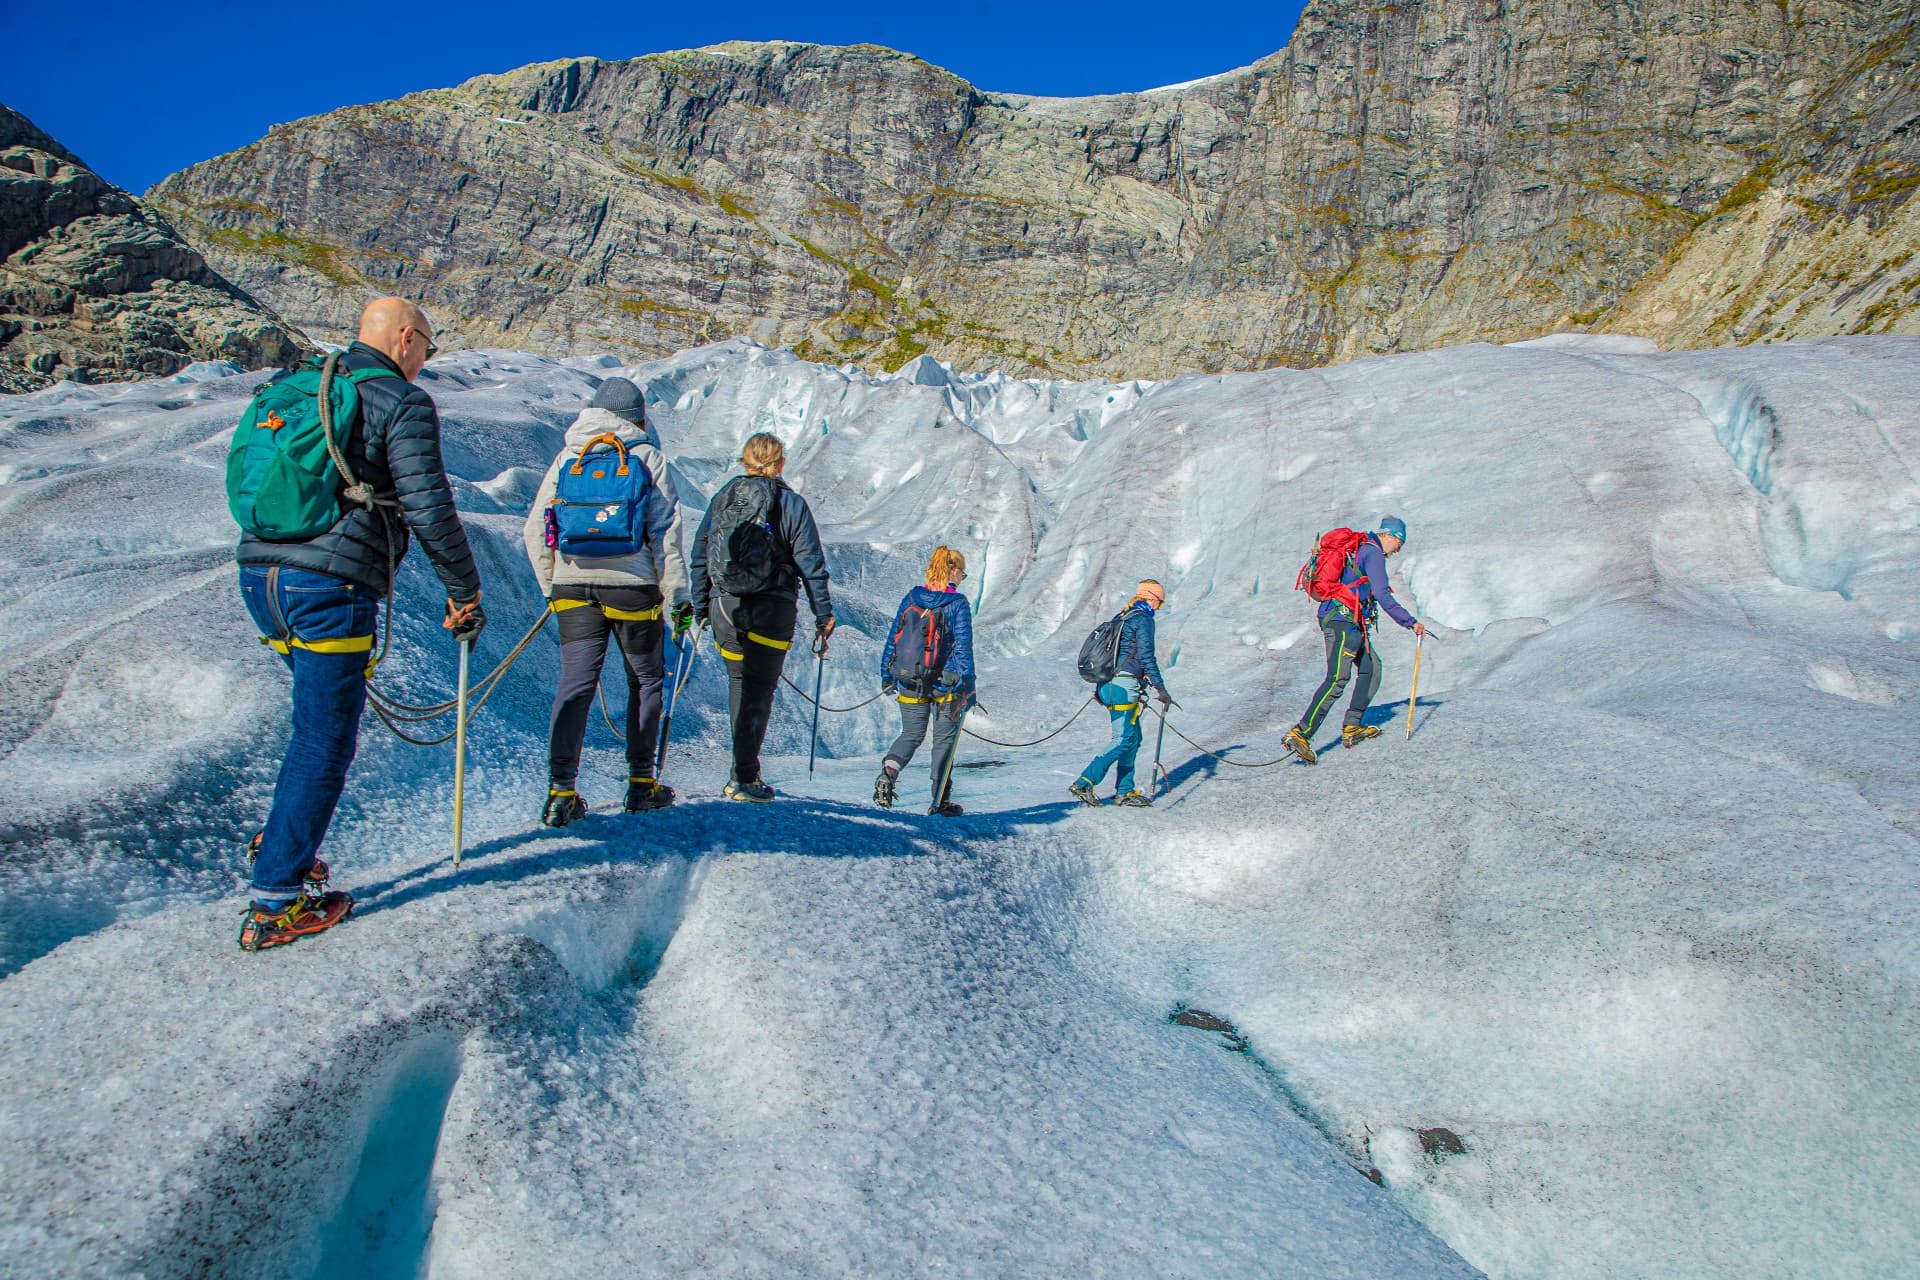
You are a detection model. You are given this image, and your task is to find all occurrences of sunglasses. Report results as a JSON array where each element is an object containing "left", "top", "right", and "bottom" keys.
[{"left": 410, "top": 329, "right": 439, "bottom": 359}]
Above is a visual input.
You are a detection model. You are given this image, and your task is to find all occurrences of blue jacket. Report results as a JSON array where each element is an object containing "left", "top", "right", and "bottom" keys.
[
  {"left": 1319, "top": 532, "right": 1417, "bottom": 629},
  {"left": 880, "top": 585, "right": 975, "bottom": 696},
  {"left": 1115, "top": 602, "right": 1167, "bottom": 692}
]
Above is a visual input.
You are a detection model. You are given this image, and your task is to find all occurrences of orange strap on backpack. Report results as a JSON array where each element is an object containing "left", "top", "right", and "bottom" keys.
[{"left": 568, "top": 433, "right": 631, "bottom": 476}]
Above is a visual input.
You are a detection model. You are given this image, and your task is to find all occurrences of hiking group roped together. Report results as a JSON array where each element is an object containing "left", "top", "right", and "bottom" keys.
[{"left": 224, "top": 299, "right": 1427, "bottom": 951}]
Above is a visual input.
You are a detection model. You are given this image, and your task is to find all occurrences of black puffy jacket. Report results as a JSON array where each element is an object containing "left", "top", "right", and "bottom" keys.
[{"left": 234, "top": 343, "right": 481, "bottom": 601}]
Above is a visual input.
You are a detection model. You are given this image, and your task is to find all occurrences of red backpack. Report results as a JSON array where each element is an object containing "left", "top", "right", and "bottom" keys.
[{"left": 1294, "top": 527, "right": 1370, "bottom": 626}]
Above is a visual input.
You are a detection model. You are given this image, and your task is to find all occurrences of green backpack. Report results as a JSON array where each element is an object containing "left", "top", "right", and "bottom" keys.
[{"left": 226, "top": 351, "right": 399, "bottom": 540}]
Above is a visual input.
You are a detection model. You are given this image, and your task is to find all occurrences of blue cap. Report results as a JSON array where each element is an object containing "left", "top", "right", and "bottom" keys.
[
  {"left": 588, "top": 376, "right": 646, "bottom": 424},
  {"left": 1379, "top": 515, "right": 1407, "bottom": 542}
]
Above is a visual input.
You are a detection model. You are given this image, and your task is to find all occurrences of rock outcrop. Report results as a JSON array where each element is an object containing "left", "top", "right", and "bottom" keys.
[
  {"left": 149, "top": 1, "right": 1920, "bottom": 378},
  {"left": 0, "top": 105, "right": 304, "bottom": 393}
]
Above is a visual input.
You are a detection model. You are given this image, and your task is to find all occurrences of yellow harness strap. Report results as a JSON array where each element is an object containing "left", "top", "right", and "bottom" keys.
[
  {"left": 747, "top": 631, "right": 791, "bottom": 651},
  {"left": 717, "top": 644, "right": 745, "bottom": 661},
  {"left": 897, "top": 692, "right": 958, "bottom": 705},
  {"left": 549, "top": 598, "right": 663, "bottom": 622},
  {"left": 260, "top": 635, "right": 374, "bottom": 656}
]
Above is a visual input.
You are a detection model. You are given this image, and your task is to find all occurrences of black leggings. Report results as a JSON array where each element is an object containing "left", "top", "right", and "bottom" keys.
[
  {"left": 548, "top": 584, "right": 665, "bottom": 786},
  {"left": 710, "top": 592, "right": 798, "bottom": 785}
]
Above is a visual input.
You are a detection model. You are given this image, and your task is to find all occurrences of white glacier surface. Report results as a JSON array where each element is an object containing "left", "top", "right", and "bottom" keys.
[{"left": 0, "top": 335, "right": 1916, "bottom": 1278}]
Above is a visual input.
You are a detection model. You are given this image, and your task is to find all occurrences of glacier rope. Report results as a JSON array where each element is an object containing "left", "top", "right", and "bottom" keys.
[
  {"left": 1152, "top": 710, "right": 1299, "bottom": 769},
  {"left": 365, "top": 607, "right": 552, "bottom": 746}
]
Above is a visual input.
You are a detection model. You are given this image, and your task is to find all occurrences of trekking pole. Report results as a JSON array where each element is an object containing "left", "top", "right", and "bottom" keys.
[
  {"left": 452, "top": 637, "right": 471, "bottom": 869},
  {"left": 806, "top": 633, "right": 827, "bottom": 780},
  {"left": 1405, "top": 632, "right": 1424, "bottom": 741},
  {"left": 656, "top": 639, "right": 696, "bottom": 783}
]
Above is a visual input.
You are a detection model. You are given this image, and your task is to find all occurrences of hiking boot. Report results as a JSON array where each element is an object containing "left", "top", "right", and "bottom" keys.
[
  {"left": 1342, "top": 723, "right": 1382, "bottom": 749},
  {"left": 623, "top": 778, "right": 675, "bottom": 812},
  {"left": 928, "top": 800, "right": 964, "bottom": 817},
  {"left": 725, "top": 779, "right": 775, "bottom": 803},
  {"left": 247, "top": 833, "right": 331, "bottom": 899},
  {"left": 1069, "top": 779, "right": 1101, "bottom": 806},
  {"left": 1284, "top": 726, "right": 1318, "bottom": 765},
  {"left": 1115, "top": 790, "right": 1153, "bottom": 808},
  {"left": 873, "top": 771, "right": 897, "bottom": 809},
  {"left": 542, "top": 788, "right": 588, "bottom": 828},
  {"left": 237, "top": 891, "right": 354, "bottom": 953}
]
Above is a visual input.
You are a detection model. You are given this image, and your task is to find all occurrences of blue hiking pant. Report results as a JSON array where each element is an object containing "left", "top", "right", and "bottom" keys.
[
  {"left": 1078, "top": 679, "right": 1146, "bottom": 795},
  {"left": 1296, "top": 615, "right": 1380, "bottom": 738},
  {"left": 240, "top": 566, "right": 377, "bottom": 901}
]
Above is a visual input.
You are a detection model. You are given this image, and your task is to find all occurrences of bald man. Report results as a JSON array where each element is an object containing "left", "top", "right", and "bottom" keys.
[{"left": 233, "top": 297, "right": 484, "bottom": 951}]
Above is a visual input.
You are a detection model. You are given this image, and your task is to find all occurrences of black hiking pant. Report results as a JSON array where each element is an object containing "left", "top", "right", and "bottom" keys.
[
  {"left": 1296, "top": 614, "right": 1380, "bottom": 739},
  {"left": 710, "top": 591, "right": 798, "bottom": 785},
  {"left": 883, "top": 694, "right": 964, "bottom": 803},
  {"left": 548, "top": 585, "right": 666, "bottom": 788}
]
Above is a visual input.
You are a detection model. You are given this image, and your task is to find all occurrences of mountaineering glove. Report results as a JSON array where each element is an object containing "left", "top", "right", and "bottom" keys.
[
  {"left": 672, "top": 601, "right": 695, "bottom": 640},
  {"left": 445, "top": 592, "right": 487, "bottom": 644},
  {"left": 816, "top": 615, "right": 837, "bottom": 651},
  {"left": 1154, "top": 685, "right": 1173, "bottom": 707}
]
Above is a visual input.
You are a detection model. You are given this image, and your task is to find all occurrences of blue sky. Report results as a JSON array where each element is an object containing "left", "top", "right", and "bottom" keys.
[{"left": 2, "top": 2, "right": 1308, "bottom": 194}]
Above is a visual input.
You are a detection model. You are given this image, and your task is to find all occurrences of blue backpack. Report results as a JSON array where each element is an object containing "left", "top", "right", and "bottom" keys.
[{"left": 549, "top": 432, "right": 652, "bottom": 558}]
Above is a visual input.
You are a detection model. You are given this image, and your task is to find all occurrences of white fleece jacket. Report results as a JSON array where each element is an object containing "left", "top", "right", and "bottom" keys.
[{"left": 523, "top": 407, "right": 690, "bottom": 605}]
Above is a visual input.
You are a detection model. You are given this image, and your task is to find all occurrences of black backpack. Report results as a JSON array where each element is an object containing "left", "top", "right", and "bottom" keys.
[
  {"left": 1077, "top": 610, "right": 1129, "bottom": 685},
  {"left": 888, "top": 602, "right": 954, "bottom": 694},
  {"left": 707, "top": 476, "right": 785, "bottom": 596}
]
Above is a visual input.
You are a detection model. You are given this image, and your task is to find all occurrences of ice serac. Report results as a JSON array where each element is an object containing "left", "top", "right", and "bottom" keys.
[
  {"left": 149, "top": 3, "right": 1920, "bottom": 378},
  {"left": 0, "top": 104, "right": 306, "bottom": 393}
]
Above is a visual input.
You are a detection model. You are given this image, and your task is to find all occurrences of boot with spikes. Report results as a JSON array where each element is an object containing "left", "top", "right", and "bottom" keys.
[
  {"left": 542, "top": 787, "right": 588, "bottom": 828},
  {"left": 873, "top": 769, "right": 898, "bottom": 809},
  {"left": 247, "top": 832, "right": 331, "bottom": 900},
  {"left": 1342, "top": 723, "right": 1382, "bottom": 749},
  {"left": 1284, "top": 726, "right": 1318, "bottom": 764}
]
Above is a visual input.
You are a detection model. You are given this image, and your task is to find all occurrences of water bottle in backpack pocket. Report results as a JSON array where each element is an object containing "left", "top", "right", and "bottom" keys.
[{"left": 549, "top": 433, "right": 652, "bottom": 558}]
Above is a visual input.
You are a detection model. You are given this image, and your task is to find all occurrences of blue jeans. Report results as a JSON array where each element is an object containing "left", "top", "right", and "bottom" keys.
[
  {"left": 1078, "top": 679, "right": 1145, "bottom": 795},
  {"left": 239, "top": 566, "right": 377, "bottom": 900}
]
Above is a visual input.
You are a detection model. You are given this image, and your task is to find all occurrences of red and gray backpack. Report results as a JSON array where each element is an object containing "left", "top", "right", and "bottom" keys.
[
  {"left": 888, "top": 602, "right": 954, "bottom": 695},
  {"left": 1295, "top": 527, "right": 1370, "bottom": 627}
]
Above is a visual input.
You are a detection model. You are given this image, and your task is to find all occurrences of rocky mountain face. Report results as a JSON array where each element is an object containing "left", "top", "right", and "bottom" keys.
[
  {"left": 0, "top": 106, "right": 304, "bottom": 394},
  {"left": 150, "top": 1, "right": 1919, "bottom": 379}
]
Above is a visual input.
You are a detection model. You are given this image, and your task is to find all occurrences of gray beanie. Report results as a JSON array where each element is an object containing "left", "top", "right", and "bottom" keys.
[{"left": 588, "top": 376, "right": 645, "bottom": 424}]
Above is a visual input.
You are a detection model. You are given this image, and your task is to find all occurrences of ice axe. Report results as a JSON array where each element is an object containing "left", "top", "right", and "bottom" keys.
[
  {"left": 1149, "top": 692, "right": 1180, "bottom": 799},
  {"left": 655, "top": 637, "right": 697, "bottom": 783},
  {"left": 1405, "top": 631, "right": 1425, "bottom": 741},
  {"left": 452, "top": 637, "right": 470, "bottom": 869},
  {"left": 807, "top": 629, "right": 828, "bottom": 780},
  {"left": 933, "top": 694, "right": 975, "bottom": 810}
]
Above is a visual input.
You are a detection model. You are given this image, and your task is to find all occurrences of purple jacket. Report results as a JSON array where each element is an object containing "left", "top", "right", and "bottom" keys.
[{"left": 1318, "top": 532, "right": 1416, "bottom": 629}]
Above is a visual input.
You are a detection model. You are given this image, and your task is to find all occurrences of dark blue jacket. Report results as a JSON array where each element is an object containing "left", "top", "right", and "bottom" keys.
[
  {"left": 688, "top": 474, "right": 833, "bottom": 626},
  {"left": 234, "top": 343, "right": 481, "bottom": 601},
  {"left": 1319, "top": 533, "right": 1416, "bottom": 629},
  {"left": 879, "top": 585, "right": 975, "bottom": 696},
  {"left": 1115, "top": 602, "right": 1167, "bottom": 692}
]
